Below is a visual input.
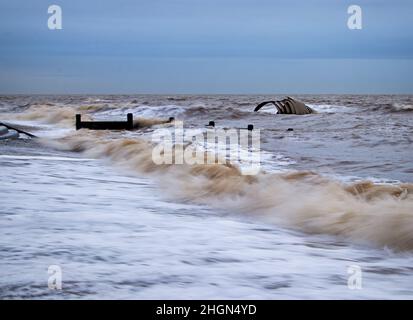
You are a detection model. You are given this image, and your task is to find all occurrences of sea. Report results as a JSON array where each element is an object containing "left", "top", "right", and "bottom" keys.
[{"left": 1, "top": 94, "right": 413, "bottom": 299}]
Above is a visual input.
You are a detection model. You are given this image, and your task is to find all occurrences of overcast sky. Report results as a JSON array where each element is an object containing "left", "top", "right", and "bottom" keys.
[{"left": 0, "top": 0, "right": 412, "bottom": 94}]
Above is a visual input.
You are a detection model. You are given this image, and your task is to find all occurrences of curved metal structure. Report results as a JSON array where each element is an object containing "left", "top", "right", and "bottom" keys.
[{"left": 254, "top": 97, "right": 315, "bottom": 115}]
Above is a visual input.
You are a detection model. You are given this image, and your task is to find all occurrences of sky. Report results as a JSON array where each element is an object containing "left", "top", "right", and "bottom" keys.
[{"left": 0, "top": 0, "right": 412, "bottom": 94}]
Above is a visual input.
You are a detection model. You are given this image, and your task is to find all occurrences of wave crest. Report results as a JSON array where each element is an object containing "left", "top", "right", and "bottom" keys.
[{"left": 44, "top": 132, "right": 413, "bottom": 251}]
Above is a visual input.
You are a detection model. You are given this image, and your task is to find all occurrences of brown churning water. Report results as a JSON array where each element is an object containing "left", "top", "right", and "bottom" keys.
[{"left": 2, "top": 94, "right": 413, "bottom": 251}]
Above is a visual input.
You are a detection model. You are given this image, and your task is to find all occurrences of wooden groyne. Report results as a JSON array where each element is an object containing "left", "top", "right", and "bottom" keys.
[{"left": 75, "top": 113, "right": 134, "bottom": 130}]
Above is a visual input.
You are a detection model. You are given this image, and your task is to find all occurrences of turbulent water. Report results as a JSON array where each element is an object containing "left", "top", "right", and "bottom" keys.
[{"left": 1, "top": 94, "right": 413, "bottom": 299}]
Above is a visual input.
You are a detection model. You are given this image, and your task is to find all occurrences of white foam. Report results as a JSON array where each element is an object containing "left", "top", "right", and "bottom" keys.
[
  {"left": 391, "top": 103, "right": 413, "bottom": 112},
  {"left": 307, "top": 104, "right": 354, "bottom": 113},
  {"left": 253, "top": 104, "right": 353, "bottom": 114},
  {"left": 0, "top": 155, "right": 95, "bottom": 161},
  {"left": 0, "top": 120, "right": 74, "bottom": 139},
  {"left": 2, "top": 145, "right": 412, "bottom": 299},
  {"left": 97, "top": 105, "right": 186, "bottom": 119}
]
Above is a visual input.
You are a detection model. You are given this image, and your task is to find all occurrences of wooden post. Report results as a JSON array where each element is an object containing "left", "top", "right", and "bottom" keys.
[
  {"left": 74, "top": 113, "right": 140, "bottom": 130},
  {"left": 127, "top": 113, "right": 134, "bottom": 129},
  {"left": 76, "top": 114, "right": 81, "bottom": 130}
]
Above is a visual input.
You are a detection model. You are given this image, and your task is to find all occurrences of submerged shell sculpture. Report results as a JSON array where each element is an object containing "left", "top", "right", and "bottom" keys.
[{"left": 254, "top": 97, "right": 315, "bottom": 115}]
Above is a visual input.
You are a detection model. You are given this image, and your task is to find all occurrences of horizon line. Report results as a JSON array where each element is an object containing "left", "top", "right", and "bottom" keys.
[{"left": 1, "top": 92, "right": 412, "bottom": 96}]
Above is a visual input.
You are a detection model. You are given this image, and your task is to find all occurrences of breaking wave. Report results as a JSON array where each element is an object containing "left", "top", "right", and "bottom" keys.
[
  {"left": 306, "top": 104, "right": 352, "bottom": 113},
  {"left": 127, "top": 105, "right": 186, "bottom": 118},
  {"left": 389, "top": 103, "right": 413, "bottom": 112},
  {"left": 3, "top": 105, "right": 174, "bottom": 130},
  {"left": 44, "top": 132, "right": 413, "bottom": 251},
  {"left": 133, "top": 117, "right": 174, "bottom": 128},
  {"left": 10, "top": 105, "right": 83, "bottom": 126},
  {"left": 3, "top": 98, "right": 413, "bottom": 251},
  {"left": 183, "top": 105, "right": 251, "bottom": 119},
  {"left": 371, "top": 103, "right": 413, "bottom": 113}
]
